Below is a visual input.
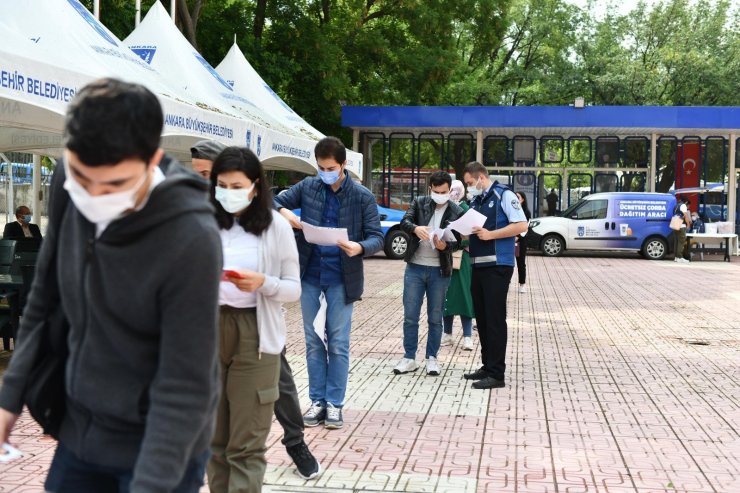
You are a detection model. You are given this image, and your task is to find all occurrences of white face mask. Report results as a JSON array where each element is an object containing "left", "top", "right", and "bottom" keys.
[
  {"left": 63, "top": 163, "right": 150, "bottom": 224},
  {"left": 467, "top": 186, "right": 482, "bottom": 197},
  {"left": 430, "top": 191, "right": 450, "bottom": 205},
  {"left": 215, "top": 184, "right": 255, "bottom": 214},
  {"left": 467, "top": 177, "right": 483, "bottom": 197}
]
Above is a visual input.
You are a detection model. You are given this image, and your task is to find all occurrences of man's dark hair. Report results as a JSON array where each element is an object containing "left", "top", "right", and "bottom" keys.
[
  {"left": 64, "top": 78, "right": 163, "bottom": 166},
  {"left": 429, "top": 171, "right": 452, "bottom": 189},
  {"left": 211, "top": 147, "right": 273, "bottom": 236},
  {"left": 463, "top": 161, "right": 489, "bottom": 178},
  {"left": 15, "top": 205, "right": 29, "bottom": 215},
  {"left": 314, "top": 136, "right": 346, "bottom": 164}
]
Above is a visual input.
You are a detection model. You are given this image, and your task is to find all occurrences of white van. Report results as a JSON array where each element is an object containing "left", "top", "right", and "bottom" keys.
[{"left": 529, "top": 192, "right": 677, "bottom": 260}]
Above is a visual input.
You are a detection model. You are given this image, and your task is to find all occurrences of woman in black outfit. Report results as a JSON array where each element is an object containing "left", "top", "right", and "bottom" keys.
[{"left": 515, "top": 192, "right": 532, "bottom": 293}]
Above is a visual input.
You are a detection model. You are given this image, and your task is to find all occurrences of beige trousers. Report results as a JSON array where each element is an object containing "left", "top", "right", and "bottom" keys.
[{"left": 207, "top": 307, "right": 280, "bottom": 493}]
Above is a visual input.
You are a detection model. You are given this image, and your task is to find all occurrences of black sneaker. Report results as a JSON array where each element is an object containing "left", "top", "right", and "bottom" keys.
[
  {"left": 472, "top": 376, "right": 505, "bottom": 389},
  {"left": 286, "top": 441, "right": 321, "bottom": 479},
  {"left": 463, "top": 367, "right": 488, "bottom": 380}
]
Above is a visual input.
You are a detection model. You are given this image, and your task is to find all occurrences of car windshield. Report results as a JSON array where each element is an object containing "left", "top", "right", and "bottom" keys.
[{"left": 560, "top": 199, "right": 585, "bottom": 218}]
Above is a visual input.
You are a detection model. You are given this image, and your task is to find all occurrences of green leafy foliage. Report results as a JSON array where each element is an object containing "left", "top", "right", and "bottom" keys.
[{"left": 80, "top": 0, "right": 737, "bottom": 140}]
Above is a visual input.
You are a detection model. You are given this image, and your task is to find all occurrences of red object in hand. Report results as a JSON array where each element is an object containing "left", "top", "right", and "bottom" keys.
[{"left": 222, "top": 270, "right": 244, "bottom": 280}]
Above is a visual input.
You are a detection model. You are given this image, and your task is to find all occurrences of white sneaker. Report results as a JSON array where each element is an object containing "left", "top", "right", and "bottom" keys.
[
  {"left": 393, "top": 358, "right": 418, "bottom": 374},
  {"left": 518, "top": 284, "right": 526, "bottom": 293},
  {"left": 426, "top": 357, "right": 441, "bottom": 376},
  {"left": 462, "top": 337, "right": 474, "bottom": 351},
  {"left": 440, "top": 333, "right": 453, "bottom": 346}
]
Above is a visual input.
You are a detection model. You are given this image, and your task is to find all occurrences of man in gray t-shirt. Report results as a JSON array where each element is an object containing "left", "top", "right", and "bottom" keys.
[{"left": 394, "top": 171, "right": 463, "bottom": 376}]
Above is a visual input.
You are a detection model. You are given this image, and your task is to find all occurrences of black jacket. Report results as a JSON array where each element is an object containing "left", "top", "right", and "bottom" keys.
[
  {"left": 401, "top": 196, "right": 464, "bottom": 277},
  {"left": 3, "top": 221, "right": 42, "bottom": 239},
  {"left": 0, "top": 156, "right": 222, "bottom": 493}
]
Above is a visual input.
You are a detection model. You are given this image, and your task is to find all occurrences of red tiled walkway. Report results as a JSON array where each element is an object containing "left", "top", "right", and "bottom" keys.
[{"left": 1, "top": 254, "right": 738, "bottom": 492}]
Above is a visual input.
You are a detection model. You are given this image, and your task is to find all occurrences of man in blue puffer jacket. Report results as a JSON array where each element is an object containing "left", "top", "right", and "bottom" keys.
[{"left": 274, "top": 137, "right": 383, "bottom": 430}]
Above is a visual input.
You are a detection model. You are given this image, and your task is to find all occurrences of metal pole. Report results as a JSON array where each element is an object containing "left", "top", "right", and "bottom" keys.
[
  {"left": 728, "top": 134, "right": 737, "bottom": 253},
  {"left": 135, "top": 0, "right": 141, "bottom": 26},
  {"left": 0, "top": 153, "right": 14, "bottom": 226},
  {"left": 476, "top": 130, "right": 484, "bottom": 164},
  {"left": 649, "top": 133, "right": 657, "bottom": 192},
  {"left": 171, "top": 0, "right": 176, "bottom": 21},
  {"left": 32, "top": 155, "right": 41, "bottom": 226},
  {"left": 94, "top": 0, "right": 100, "bottom": 19}
]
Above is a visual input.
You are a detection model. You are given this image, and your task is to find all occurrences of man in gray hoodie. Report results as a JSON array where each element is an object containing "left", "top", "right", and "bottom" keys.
[{"left": 0, "top": 79, "right": 222, "bottom": 492}]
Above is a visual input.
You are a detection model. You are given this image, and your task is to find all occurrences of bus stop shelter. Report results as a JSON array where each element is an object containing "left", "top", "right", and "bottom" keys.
[{"left": 342, "top": 106, "right": 739, "bottom": 226}]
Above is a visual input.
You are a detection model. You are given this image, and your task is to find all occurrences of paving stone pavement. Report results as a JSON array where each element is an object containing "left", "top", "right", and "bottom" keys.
[{"left": 1, "top": 254, "right": 738, "bottom": 492}]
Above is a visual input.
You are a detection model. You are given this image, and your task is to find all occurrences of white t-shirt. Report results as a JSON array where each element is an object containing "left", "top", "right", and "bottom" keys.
[
  {"left": 219, "top": 223, "right": 260, "bottom": 308},
  {"left": 679, "top": 203, "right": 688, "bottom": 228},
  {"left": 411, "top": 203, "right": 448, "bottom": 267}
]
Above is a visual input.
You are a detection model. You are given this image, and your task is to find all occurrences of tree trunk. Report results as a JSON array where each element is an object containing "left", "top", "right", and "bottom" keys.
[
  {"left": 321, "top": 0, "right": 330, "bottom": 24},
  {"left": 176, "top": 0, "right": 203, "bottom": 50},
  {"left": 254, "top": 0, "right": 267, "bottom": 40}
]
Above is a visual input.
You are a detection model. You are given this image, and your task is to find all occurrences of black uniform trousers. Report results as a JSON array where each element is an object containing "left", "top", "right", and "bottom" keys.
[{"left": 471, "top": 265, "right": 514, "bottom": 380}]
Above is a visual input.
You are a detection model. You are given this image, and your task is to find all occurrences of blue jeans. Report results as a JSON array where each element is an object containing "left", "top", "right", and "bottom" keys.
[
  {"left": 45, "top": 442, "right": 209, "bottom": 492},
  {"left": 443, "top": 315, "right": 473, "bottom": 337},
  {"left": 301, "top": 281, "right": 354, "bottom": 408},
  {"left": 402, "top": 263, "right": 451, "bottom": 360}
]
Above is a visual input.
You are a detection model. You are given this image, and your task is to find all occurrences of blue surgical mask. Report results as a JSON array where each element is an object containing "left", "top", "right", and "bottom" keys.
[
  {"left": 23, "top": 214, "right": 32, "bottom": 223},
  {"left": 318, "top": 169, "right": 341, "bottom": 185}
]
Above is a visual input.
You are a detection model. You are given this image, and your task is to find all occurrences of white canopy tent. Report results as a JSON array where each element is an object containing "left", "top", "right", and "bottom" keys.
[
  {"left": 125, "top": 2, "right": 327, "bottom": 175},
  {"left": 215, "top": 43, "right": 364, "bottom": 178},
  {"left": 0, "top": 0, "right": 267, "bottom": 194}
]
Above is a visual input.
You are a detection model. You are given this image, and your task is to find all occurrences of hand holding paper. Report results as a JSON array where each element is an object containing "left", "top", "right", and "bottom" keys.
[
  {"left": 447, "top": 209, "right": 487, "bottom": 235},
  {"left": 301, "top": 222, "right": 349, "bottom": 246}
]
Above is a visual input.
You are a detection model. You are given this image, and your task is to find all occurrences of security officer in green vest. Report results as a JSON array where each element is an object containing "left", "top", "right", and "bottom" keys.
[{"left": 462, "top": 162, "right": 528, "bottom": 389}]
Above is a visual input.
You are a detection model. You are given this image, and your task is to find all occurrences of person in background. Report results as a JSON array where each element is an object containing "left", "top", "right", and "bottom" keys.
[
  {"left": 394, "top": 171, "right": 463, "bottom": 376},
  {"left": 191, "top": 140, "right": 227, "bottom": 179},
  {"left": 3, "top": 205, "right": 42, "bottom": 239},
  {"left": 462, "top": 162, "right": 528, "bottom": 390},
  {"left": 441, "top": 179, "right": 475, "bottom": 351},
  {"left": 0, "top": 78, "right": 222, "bottom": 492},
  {"left": 546, "top": 188, "right": 559, "bottom": 216},
  {"left": 274, "top": 137, "right": 384, "bottom": 430},
  {"left": 515, "top": 191, "right": 532, "bottom": 294},
  {"left": 188, "top": 140, "right": 321, "bottom": 480},
  {"left": 207, "top": 147, "right": 303, "bottom": 492},
  {"left": 689, "top": 211, "right": 705, "bottom": 233},
  {"left": 673, "top": 196, "right": 692, "bottom": 263}
]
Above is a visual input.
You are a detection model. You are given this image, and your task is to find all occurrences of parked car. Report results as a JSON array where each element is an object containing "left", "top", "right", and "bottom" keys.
[
  {"left": 377, "top": 205, "right": 408, "bottom": 259},
  {"left": 529, "top": 192, "right": 676, "bottom": 260},
  {"left": 290, "top": 204, "right": 409, "bottom": 260}
]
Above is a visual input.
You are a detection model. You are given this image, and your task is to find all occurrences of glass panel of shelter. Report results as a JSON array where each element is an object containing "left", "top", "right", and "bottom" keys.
[
  {"left": 387, "top": 133, "right": 415, "bottom": 210},
  {"left": 361, "top": 132, "right": 388, "bottom": 206},
  {"left": 417, "top": 133, "right": 445, "bottom": 199},
  {"left": 363, "top": 132, "right": 729, "bottom": 219},
  {"left": 704, "top": 136, "right": 728, "bottom": 221}
]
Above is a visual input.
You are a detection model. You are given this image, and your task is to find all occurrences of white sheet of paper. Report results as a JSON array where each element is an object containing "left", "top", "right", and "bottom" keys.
[
  {"left": 447, "top": 209, "right": 487, "bottom": 235},
  {"left": 0, "top": 443, "right": 23, "bottom": 463},
  {"left": 428, "top": 227, "right": 456, "bottom": 247},
  {"left": 312, "top": 292, "right": 329, "bottom": 352},
  {"left": 301, "top": 222, "right": 349, "bottom": 246}
]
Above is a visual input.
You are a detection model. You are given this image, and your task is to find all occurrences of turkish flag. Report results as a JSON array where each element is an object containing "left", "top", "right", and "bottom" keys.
[{"left": 677, "top": 141, "right": 701, "bottom": 212}]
